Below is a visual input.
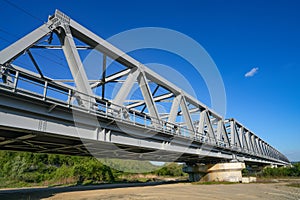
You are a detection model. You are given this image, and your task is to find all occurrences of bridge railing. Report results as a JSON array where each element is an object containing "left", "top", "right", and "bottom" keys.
[
  {"left": 0, "top": 66, "right": 289, "bottom": 164},
  {"left": 1, "top": 67, "right": 218, "bottom": 143}
]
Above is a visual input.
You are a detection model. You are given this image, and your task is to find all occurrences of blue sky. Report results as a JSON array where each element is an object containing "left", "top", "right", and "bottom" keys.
[{"left": 0, "top": 0, "right": 299, "bottom": 161}]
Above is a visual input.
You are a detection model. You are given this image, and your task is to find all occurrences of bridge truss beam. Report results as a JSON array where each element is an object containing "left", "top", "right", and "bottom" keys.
[{"left": 0, "top": 10, "right": 289, "bottom": 165}]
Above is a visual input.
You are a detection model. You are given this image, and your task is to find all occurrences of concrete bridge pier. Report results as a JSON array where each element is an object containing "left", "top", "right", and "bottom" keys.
[
  {"left": 267, "top": 164, "right": 278, "bottom": 168},
  {"left": 183, "top": 162, "right": 246, "bottom": 182}
]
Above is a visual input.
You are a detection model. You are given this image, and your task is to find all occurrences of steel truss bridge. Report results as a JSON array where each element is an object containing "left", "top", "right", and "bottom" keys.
[{"left": 0, "top": 10, "right": 289, "bottom": 166}]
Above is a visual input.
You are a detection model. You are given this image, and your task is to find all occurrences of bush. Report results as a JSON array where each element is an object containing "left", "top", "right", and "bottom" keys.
[
  {"left": 155, "top": 163, "right": 186, "bottom": 177},
  {"left": 0, "top": 151, "right": 115, "bottom": 187},
  {"left": 261, "top": 163, "right": 300, "bottom": 177},
  {"left": 73, "top": 159, "right": 114, "bottom": 184},
  {"left": 19, "top": 172, "right": 43, "bottom": 183}
]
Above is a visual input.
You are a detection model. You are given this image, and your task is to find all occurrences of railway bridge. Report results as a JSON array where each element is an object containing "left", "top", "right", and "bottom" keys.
[{"left": 0, "top": 10, "right": 289, "bottom": 182}]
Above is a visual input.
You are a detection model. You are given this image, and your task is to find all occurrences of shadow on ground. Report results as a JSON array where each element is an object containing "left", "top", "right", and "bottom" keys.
[{"left": 0, "top": 180, "right": 186, "bottom": 200}]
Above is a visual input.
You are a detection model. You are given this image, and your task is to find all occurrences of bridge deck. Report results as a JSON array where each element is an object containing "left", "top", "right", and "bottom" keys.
[{"left": 0, "top": 74, "right": 288, "bottom": 165}]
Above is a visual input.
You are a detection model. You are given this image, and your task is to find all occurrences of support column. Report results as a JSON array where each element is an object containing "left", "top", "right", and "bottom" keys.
[
  {"left": 183, "top": 162, "right": 246, "bottom": 182},
  {"left": 182, "top": 164, "right": 204, "bottom": 182},
  {"left": 264, "top": 164, "right": 278, "bottom": 169}
]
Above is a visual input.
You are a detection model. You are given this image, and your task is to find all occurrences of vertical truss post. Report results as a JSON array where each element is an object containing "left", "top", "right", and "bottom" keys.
[
  {"left": 263, "top": 142, "right": 268, "bottom": 156},
  {"left": 256, "top": 139, "right": 262, "bottom": 155},
  {"left": 255, "top": 138, "right": 262, "bottom": 155},
  {"left": 245, "top": 131, "right": 251, "bottom": 152},
  {"left": 230, "top": 120, "right": 235, "bottom": 147},
  {"left": 12, "top": 71, "right": 19, "bottom": 91},
  {"left": 59, "top": 24, "right": 95, "bottom": 108},
  {"left": 112, "top": 68, "right": 139, "bottom": 107},
  {"left": 259, "top": 141, "right": 264, "bottom": 156},
  {"left": 180, "top": 95, "right": 195, "bottom": 133},
  {"left": 102, "top": 54, "right": 106, "bottom": 99},
  {"left": 265, "top": 145, "right": 269, "bottom": 157},
  {"left": 197, "top": 109, "right": 205, "bottom": 134},
  {"left": 168, "top": 95, "right": 181, "bottom": 124},
  {"left": 266, "top": 145, "right": 271, "bottom": 157},
  {"left": 251, "top": 135, "right": 258, "bottom": 154},
  {"left": 259, "top": 140, "right": 266, "bottom": 156},
  {"left": 238, "top": 126, "right": 244, "bottom": 149},
  {"left": 248, "top": 132, "right": 255, "bottom": 153},
  {"left": 198, "top": 110, "right": 217, "bottom": 143},
  {"left": 266, "top": 145, "right": 270, "bottom": 157},
  {"left": 231, "top": 120, "right": 242, "bottom": 149},
  {"left": 251, "top": 135, "right": 256, "bottom": 154},
  {"left": 168, "top": 94, "right": 195, "bottom": 135},
  {"left": 137, "top": 71, "right": 161, "bottom": 126},
  {"left": 217, "top": 119, "right": 230, "bottom": 146},
  {"left": 216, "top": 119, "right": 222, "bottom": 143},
  {"left": 239, "top": 126, "right": 249, "bottom": 151},
  {"left": 268, "top": 145, "right": 271, "bottom": 157},
  {"left": 204, "top": 111, "right": 217, "bottom": 143}
]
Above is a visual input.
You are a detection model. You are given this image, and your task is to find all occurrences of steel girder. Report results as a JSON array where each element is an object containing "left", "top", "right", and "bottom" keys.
[{"left": 0, "top": 10, "right": 290, "bottom": 165}]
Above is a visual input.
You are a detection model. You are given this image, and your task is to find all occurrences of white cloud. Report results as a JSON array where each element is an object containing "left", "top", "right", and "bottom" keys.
[{"left": 245, "top": 67, "right": 259, "bottom": 77}]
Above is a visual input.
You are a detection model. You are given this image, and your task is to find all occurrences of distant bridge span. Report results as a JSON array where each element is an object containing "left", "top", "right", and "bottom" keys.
[{"left": 0, "top": 10, "right": 289, "bottom": 168}]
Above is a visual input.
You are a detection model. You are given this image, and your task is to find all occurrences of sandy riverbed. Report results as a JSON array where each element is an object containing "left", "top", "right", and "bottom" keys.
[{"left": 0, "top": 181, "right": 299, "bottom": 200}]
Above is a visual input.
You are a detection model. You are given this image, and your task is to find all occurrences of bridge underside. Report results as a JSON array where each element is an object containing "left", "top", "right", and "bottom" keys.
[
  {"left": 0, "top": 126, "right": 230, "bottom": 164},
  {"left": 0, "top": 127, "right": 276, "bottom": 167},
  {"left": 0, "top": 95, "right": 232, "bottom": 164}
]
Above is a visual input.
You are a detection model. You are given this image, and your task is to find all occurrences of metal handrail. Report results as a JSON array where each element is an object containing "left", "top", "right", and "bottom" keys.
[{"left": 0, "top": 67, "right": 289, "bottom": 163}]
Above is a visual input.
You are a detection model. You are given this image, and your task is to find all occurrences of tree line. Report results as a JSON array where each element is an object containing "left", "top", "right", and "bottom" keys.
[
  {"left": 0, "top": 151, "right": 187, "bottom": 188},
  {"left": 260, "top": 163, "right": 300, "bottom": 177}
]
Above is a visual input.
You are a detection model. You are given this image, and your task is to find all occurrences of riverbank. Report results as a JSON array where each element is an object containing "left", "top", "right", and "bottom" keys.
[{"left": 0, "top": 179, "right": 299, "bottom": 200}]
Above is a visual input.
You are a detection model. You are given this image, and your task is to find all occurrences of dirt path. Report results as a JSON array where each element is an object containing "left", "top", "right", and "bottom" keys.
[{"left": 0, "top": 181, "right": 299, "bottom": 200}]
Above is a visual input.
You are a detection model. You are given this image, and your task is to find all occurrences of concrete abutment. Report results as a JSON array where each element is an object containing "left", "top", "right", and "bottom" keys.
[{"left": 183, "top": 162, "right": 246, "bottom": 182}]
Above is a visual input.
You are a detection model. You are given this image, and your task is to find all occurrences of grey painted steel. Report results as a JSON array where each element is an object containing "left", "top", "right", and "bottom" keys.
[
  {"left": 0, "top": 10, "right": 289, "bottom": 166},
  {"left": 59, "top": 27, "right": 95, "bottom": 109},
  {"left": 0, "top": 78, "right": 288, "bottom": 165}
]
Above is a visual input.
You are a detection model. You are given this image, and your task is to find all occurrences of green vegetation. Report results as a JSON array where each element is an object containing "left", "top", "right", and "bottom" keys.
[
  {"left": 260, "top": 163, "right": 300, "bottom": 178},
  {"left": 258, "top": 163, "right": 300, "bottom": 188},
  {"left": 0, "top": 151, "right": 115, "bottom": 187},
  {"left": 0, "top": 151, "right": 187, "bottom": 188},
  {"left": 154, "top": 163, "right": 187, "bottom": 177},
  {"left": 99, "top": 158, "right": 158, "bottom": 173},
  {"left": 286, "top": 183, "right": 300, "bottom": 188}
]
